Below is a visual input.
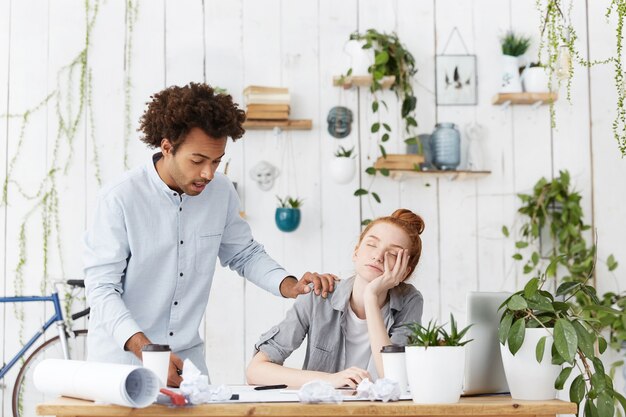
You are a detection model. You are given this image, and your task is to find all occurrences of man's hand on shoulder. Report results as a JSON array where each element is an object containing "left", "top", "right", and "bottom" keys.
[{"left": 280, "top": 272, "right": 339, "bottom": 299}]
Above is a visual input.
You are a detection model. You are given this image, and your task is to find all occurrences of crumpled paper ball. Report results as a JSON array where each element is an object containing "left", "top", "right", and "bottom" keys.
[
  {"left": 297, "top": 380, "right": 343, "bottom": 404},
  {"left": 179, "top": 359, "right": 232, "bottom": 404},
  {"left": 356, "top": 378, "right": 400, "bottom": 402}
]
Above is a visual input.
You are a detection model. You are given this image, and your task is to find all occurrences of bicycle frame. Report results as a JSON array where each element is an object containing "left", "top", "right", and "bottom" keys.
[{"left": 0, "top": 292, "right": 69, "bottom": 380}]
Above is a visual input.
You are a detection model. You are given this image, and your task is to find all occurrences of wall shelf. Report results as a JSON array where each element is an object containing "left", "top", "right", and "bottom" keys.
[
  {"left": 243, "top": 119, "right": 312, "bottom": 130},
  {"left": 492, "top": 92, "right": 558, "bottom": 107},
  {"left": 383, "top": 169, "right": 492, "bottom": 181},
  {"left": 332, "top": 75, "right": 395, "bottom": 89}
]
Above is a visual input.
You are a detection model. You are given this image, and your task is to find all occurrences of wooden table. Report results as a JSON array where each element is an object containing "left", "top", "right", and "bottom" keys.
[{"left": 37, "top": 395, "right": 576, "bottom": 417}]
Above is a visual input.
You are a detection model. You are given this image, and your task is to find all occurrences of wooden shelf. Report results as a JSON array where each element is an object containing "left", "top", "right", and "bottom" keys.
[
  {"left": 333, "top": 75, "right": 395, "bottom": 89},
  {"left": 384, "top": 169, "right": 492, "bottom": 181},
  {"left": 243, "top": 119, "right": 312, "bottom": 130},
  {"left": 492, "top": 92, "right": 558, "bottom": 105}
]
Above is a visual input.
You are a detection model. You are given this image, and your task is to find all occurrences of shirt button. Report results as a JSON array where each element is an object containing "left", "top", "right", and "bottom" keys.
[
  {"left": 173, "top": 193, "right": 177, "bottom": 196},
  {"left": 179, "top": 272, "right": 183, "bottom": 277},
  {"left": 179, "top": 207, "right": 182, "bottom": 211},
  {"left": 180, "top": 240, "right": 183, "bottom": 245},
  {"left": 169, "top": 332, "right": 174, "bottom": 336},
  {"left": 174, "top": 301, "right": 178, "bottom": 306}
]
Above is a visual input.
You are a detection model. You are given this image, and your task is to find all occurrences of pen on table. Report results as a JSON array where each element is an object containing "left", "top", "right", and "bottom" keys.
[{"left": 253, "top": 384, "right": 288, "bottom": 390}]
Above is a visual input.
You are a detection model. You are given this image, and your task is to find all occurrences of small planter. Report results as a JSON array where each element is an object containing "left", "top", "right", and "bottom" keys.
[
  {"left": 405, "top": 346, "right": 465, "bottom": 404},
  {"left": 500, "top": 55, "right": 523, "bottom": 93},
  {"left": 522, "top": 67, "right": 550, "bottom": 93},
  {"left": 343, "top": 39, "right": 372, "bottom": 76},
  {"left": 275, "top": 208, "right": 301, "bottom": 233},
  {"left": 500, "top": 327, "right": 561, "bottom": 400},
  {"left": 329, "top": 157, "right": 356, "bottom": 184}
]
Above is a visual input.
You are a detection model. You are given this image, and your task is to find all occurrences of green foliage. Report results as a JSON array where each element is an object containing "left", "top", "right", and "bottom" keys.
[
  {"left": 536, "top": 0, "right": 626, "bottom": 155},
  {"left": 346, "top": 29, "right": 418, "bottom": 217},
  {"left": 276, "top": 195, "right": 303, "bottom": 209},
  {"left": 500, "top": 31, "right": 531, "bottom": 56},
  {"left": 334, "top": 146, "right": 355, "bottom": 158},
  {"left": 498, "top": 265, "right": 626, "bottom": 417},
  {"left": 405, "top": 314, "right": 473, "bottom": 348}
]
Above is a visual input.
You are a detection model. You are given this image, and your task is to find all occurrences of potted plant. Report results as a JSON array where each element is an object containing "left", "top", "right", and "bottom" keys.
[
  {"left": 345, "top": 29, "right": 419, "bottom": 223},
  {"left": 521, "top": 62, "right": 550, "bottom": 93},
  {"left": 498, "top": 259, "right": 626, "bottom": 416},
  {"left": 404, "top": 315, "right": 472, "bottom": 404},
  {"left": 275, "top": 196, "right": 303, "bottom": 233},
  {"left": 329, "top": 146, "right": 356, "bottom": 184},
  {"left": 499, "top": 31, "right": 531, "bottom": 93}
]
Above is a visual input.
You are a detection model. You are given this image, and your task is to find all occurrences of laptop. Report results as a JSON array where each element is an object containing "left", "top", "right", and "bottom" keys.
[{"left": 462, "top": 291, "right": 511, "bottom": 396}]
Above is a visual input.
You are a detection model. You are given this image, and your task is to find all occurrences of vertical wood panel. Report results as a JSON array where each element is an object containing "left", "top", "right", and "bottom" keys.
[
  {"left": 204, "top": 0, "right": 246, "bottom": 385},
  {"left": 165, "top": 0, "right": 205, "bottom": 86}
]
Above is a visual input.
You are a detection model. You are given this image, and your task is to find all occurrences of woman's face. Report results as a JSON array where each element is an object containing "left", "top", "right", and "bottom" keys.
[{"left": 352, "top": 222, "right": 411, "bottom": 281}]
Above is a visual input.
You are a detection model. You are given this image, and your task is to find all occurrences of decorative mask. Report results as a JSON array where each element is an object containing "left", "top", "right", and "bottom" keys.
[
  {"left": 327, "top": 106, "right": 353, "bottom": 139},
  {"left": 249, "top": 161, "right": 280, "bottom": 191}
]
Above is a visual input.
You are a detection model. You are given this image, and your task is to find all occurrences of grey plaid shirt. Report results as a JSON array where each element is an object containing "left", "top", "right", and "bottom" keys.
[{"left": 254, "top": 276, "right": 423, "bottom": 374}]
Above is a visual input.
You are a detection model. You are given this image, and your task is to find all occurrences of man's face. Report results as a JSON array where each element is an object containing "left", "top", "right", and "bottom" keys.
[{"left": 159, "top": 127, "right": 227, "bottom": 196}]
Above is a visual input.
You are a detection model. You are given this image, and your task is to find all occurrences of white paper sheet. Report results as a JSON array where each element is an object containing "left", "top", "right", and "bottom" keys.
[{"left": 34, "top": 359, "right": 159, "bottom": 408}]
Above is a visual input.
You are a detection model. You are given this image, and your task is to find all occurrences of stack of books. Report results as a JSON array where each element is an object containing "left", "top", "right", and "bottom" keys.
[{"left": 244, "top": 86, "right": 290, "bottom": 120}]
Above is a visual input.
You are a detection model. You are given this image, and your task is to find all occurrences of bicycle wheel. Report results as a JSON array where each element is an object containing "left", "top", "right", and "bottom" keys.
[{"left": 12, "top": 329, "right": 88, "bottom": 417}]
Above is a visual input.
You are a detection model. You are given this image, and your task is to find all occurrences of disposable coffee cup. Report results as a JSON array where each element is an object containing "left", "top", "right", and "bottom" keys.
[
  {"left": 381, "top": 345, "right": 408, "bottom": 393},
  {"left": 141, "top": 344, "right": 171, "bottom": 387}
]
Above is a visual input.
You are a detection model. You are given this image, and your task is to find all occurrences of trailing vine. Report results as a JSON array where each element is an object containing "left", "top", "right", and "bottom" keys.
[
  {"left": 536, "top": 0, "right": 626, "bottom": 154},
  {"left": 124, "top": 0, "right": 140, "bottom": 169},
  {"left": 345, "top": 30, "right": 418, "bottom": 224}
]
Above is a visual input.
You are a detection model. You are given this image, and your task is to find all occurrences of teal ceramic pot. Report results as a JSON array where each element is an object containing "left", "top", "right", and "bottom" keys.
[{"left": 275, "top": 208, "right": 301, "bottom": 232}]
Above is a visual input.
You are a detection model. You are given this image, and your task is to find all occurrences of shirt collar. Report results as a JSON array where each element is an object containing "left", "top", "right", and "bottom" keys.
[
  {"left": 330, "top": 275, "right": 404, "bottom": 312},
  {"left": 147, "top": 152, "right": 182, "bottom": 198}
]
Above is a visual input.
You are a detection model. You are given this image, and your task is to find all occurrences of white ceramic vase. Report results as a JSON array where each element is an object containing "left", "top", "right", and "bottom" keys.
[
  {"left": 405, "top": 346, "right": 465, "bottom": 404},
  {"left": 329, "top": 157, "right": 356, "bottom": 184},
  {"left": 500, "top": 55, "right": 523, "bottom": 93},
  {"left": 522, "top": 67, "right": 550, "bottom": 93},
  {"left": 343, "top": 39, "right": 372, "bottom": 76},
  {"left": 500, "top": 327, "right": 561, "bottom": 400}
]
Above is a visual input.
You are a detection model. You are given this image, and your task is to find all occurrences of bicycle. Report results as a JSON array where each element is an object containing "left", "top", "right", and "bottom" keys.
[{"left": 0, "top": 279, "right": 90, "bottom": 417}]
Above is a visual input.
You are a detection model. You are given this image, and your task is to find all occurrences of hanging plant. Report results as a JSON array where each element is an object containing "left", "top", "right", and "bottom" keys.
[
  {"left": 275, "top": 196, "right": 303, "bottom": 233},
  {"left": 536, "top": 0, "right": 626, "bottom": 154},
  {"left": 345, "top": 29, "right": 418, "bottom": 224}
]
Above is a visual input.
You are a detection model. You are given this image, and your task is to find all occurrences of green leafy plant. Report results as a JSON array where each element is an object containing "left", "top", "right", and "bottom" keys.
[
  {"left": 334, "top": 146, "right": 355, "bottom": 158},
  {"left": 536, "top": 0, "right": 626, "bottom": 154},
  {"left": 501, "top": 31, "right": 531, "bottom": 56},
  {"left": 346, "top": 29, "right": 418, "bottom": 224},
  {"left": 498, "top": 259, "right": 626, "bottom": 417},
  {"left": 276, "top": 195, "right": 303, "bottom": 209},
  {"left": 405, "top": 314, "right": 473, "bottom": 348}
]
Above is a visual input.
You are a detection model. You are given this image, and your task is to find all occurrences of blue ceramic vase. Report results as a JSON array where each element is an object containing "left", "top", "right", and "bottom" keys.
[
  {"left": 431, "top": 122, "right": 461, "bottom": 171},
  {"left": 275, "top": 208, "right": 301, "bottom": 232}
]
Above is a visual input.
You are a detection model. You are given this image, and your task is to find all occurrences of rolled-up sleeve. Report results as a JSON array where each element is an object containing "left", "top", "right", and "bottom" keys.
[
  {"left": 389, "top": 289, "right": 424, "bottom": 346},
  {"left": 218, "top": 185, "right": 286, "bottom": 296},
  {"left": 84, "top": 193, "right": 142, "bottom": 350},
  {"left": 254, "top": 292, "right": 314, "bottom": 364}
]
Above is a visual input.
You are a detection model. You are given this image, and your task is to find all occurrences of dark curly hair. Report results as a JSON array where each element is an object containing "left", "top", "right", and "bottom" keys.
[{"left": 138, "top": 82, "right": 246, "bottom": 152}]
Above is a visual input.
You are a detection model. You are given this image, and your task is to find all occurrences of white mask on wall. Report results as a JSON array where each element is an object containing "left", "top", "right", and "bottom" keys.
[{"left": 249, "top": 161, "right": 280, "bottom": 191}]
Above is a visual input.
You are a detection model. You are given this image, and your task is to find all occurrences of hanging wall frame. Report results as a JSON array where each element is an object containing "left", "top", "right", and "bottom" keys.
[{"left": 435, "top": 27, "right": 478, "bottom": 106}]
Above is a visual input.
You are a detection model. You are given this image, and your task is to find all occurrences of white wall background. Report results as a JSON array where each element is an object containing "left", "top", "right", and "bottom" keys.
[{"left": 1, "top": 0, "right": 625, "bottom": 414}]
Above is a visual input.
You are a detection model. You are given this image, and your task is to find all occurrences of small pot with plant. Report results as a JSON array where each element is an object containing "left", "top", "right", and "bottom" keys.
[
  {"left": 521, "top": 62, "right": 550, "bottom": 93},
  {"left": 329, "top": 146, "right": 356, "bottom": 184},
  {"left": 404, "top": 315, "right": 473, "bottom": 404},
  {"left": 500, "top": 31, "right": 531, "bottom": 93},
  {"left": 275, "top": 196, "right": 303, "bottom": 233}
]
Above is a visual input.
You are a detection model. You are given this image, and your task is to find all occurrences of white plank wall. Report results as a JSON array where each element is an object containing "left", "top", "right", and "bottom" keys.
[{"left": 1, "top": 1, "right": 626, "bottom": 414}]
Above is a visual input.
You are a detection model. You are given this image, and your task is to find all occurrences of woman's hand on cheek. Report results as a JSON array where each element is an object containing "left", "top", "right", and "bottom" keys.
[{"left": 365, "top": 249, "right": 410, "bottom": 296}]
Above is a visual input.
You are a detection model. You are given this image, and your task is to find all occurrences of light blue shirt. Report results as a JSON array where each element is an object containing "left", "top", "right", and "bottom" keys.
[{"left": 84, "top": 153, "right": 287, "bottom": 374}]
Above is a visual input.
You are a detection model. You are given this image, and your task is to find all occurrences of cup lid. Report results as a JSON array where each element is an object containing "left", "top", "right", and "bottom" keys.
[
  {"left": 380, "top": 344, "right": 405, "bottom": 353},
  {"left": 142, "top": 344, "right": 171, "bottom": 352}
]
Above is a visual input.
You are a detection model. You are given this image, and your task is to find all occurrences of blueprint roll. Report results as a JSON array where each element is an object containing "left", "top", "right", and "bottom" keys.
[{"left": 34, "top": 359, "right": 159, "bottom": 408}]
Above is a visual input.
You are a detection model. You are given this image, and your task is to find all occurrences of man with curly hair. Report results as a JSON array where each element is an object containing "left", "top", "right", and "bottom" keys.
[{"left": 83, "top": 83, "right": 336, "bottom": 387}]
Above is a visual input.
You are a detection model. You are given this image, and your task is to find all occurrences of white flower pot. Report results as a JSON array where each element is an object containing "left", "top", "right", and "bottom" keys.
[
  {"left": 500, "top": 327, "right": 561, "bottom": 400},
  {"left": 405, "top": 346, "right": 465, "bottom": 404},
  {"left": 522, "top": 67, "right": 550, "bottom": 93},
  {"left": 343, "top": 39, "right": 373, "bottom": 76},
  {"left": 329, "top": 157, "right": 356, "bottom": 184},
  {"left": 500, "top": 55, "right": 523, "bottom": 93}
]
